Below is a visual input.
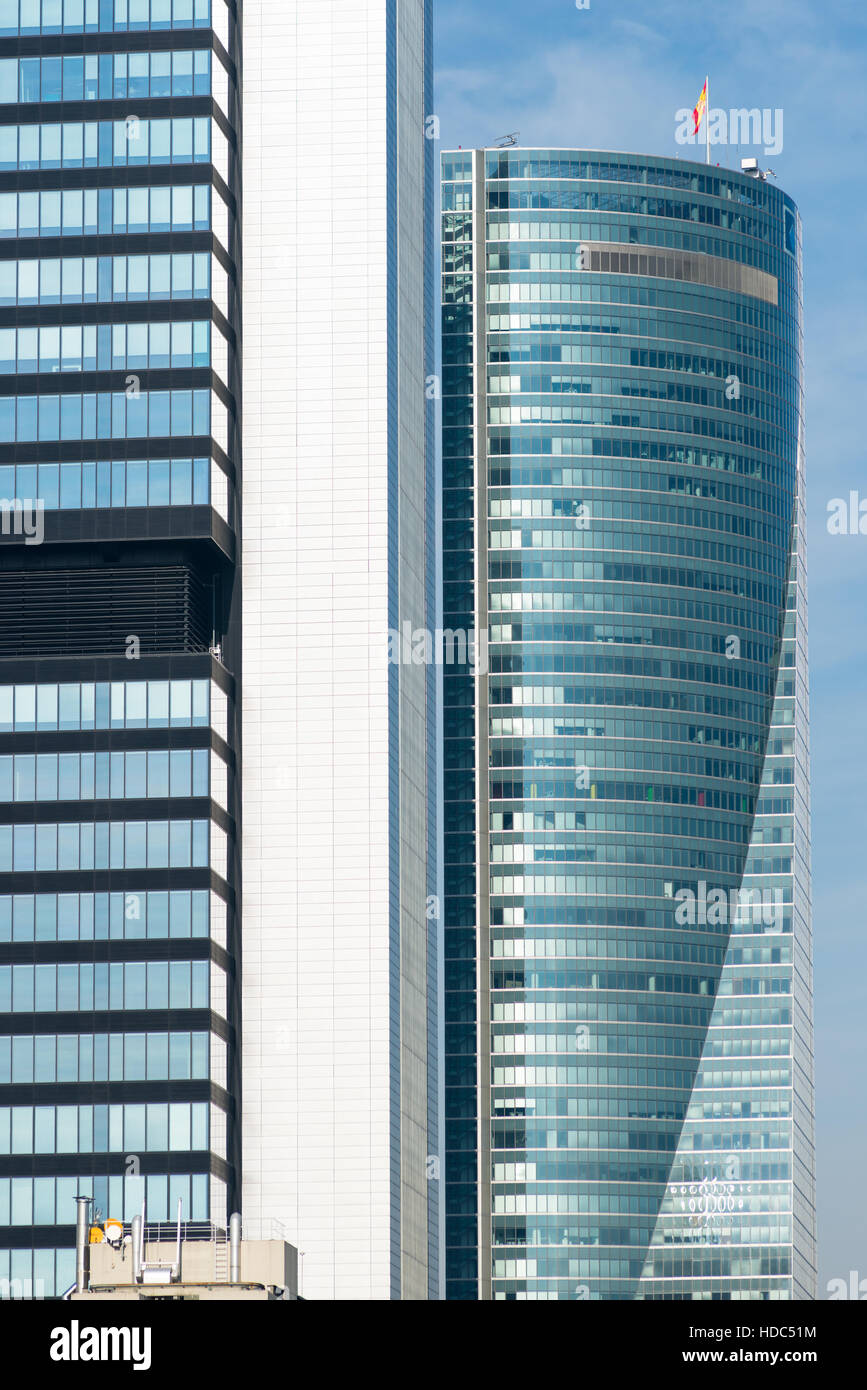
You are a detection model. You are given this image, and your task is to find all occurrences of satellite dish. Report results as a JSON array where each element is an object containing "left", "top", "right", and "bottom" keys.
[{"left": 104, "top": 1219, "right": 124, "bottom": 1245}]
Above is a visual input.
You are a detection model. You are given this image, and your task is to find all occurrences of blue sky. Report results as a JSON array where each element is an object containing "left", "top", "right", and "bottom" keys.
[{"left": 434, "top": 0, "right": 867, "bottom": 1293}]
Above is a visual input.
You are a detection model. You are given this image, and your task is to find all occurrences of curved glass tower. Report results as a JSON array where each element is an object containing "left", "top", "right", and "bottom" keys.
[{"left": 441, "top": 148, "right": 814, "bottom": 1300}]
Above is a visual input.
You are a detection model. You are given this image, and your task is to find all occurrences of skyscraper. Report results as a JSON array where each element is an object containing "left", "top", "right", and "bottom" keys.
[
  {"left": 441, "top": 147, "right": 814, "bottom": 1300},
  {"left": 239, "top": 0, "right": 437, "bottom": 1302},
  {"left": 0, "top": 0, "right": 239, "bottom": 1300},
  {"left": 0, "top": 0, "right": 437, "bottom": 1305}
]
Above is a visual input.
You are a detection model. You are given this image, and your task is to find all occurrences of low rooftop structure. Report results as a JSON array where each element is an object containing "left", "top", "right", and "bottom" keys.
[{"left": 67, "top": 1202, "right": 299, "bottom": 1302}]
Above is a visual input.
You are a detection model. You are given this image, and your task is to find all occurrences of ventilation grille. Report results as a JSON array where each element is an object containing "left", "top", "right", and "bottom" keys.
[
  {"left": 587, "top": 242, "right": 779, "bottom": 305},
  {"left": 0, "top": 565, "right": 211, "bottom": 656}
]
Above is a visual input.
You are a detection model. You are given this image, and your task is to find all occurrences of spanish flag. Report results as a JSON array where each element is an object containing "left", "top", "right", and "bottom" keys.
[{"left": 693, "top": 77, "right": 708, "bottom": 135}]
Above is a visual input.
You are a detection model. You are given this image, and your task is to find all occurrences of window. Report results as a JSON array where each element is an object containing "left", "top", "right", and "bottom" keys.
[
  {"left": 147, "top": 1033, "right": 168, "bottom": 1077},
  {"left": 0, "top": 58, "right": 16, "bottom": 103}
]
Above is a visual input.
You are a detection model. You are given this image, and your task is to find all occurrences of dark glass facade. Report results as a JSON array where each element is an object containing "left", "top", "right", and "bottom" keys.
[
  {"left": 441, "top": 149, "right": 813, "bottom": 1299},
  {"left": 0, "top": 0, "right": 238, "bottom": 1298}
]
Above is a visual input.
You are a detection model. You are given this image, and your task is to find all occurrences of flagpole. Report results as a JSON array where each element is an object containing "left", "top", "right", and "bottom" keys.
[{"left": 705, "top": 75, "right": 710, "bottom": 164}]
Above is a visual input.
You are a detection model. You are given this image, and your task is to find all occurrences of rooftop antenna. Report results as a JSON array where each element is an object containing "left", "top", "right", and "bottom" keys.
[
  {"left": 494, "top": 132, "right": 519, "bottom": 147},
  {"left": 740, "top": 157, "right": 777, "bottom": 181},
  {"left": 74, "top": 1194, "right": 92, "bottom": 1294}
]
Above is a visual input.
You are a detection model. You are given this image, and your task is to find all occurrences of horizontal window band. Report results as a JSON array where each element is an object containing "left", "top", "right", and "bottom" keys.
[
  {"left": 0, "top": 94, "right": 215, "bottom": 125},
  {"left": 0, "top": 363, "right": 232, "bottom": 397},
  {"left": 0, "top": 795, "right": 229, "bottom": 826},
  {"left": 0, "top": 450, "right": 233, "bottom": 494},
  {"left": 0, "top": 726, "right": 216, "bottom": 755},
  {"left": 0, "top": 432, "right": 233, "bottom": 476},
  {"left": 0, "top": 33, "right": 230, "bottom": 67},
  {"left": 0, "top": 162, "right": 231, "bottom": 198},
  {"left": 0, "top": 921, "right": 231, "bottom": 964},
  {"left": 0, "top": 1008, "right": 230, "bottom": 1040},
  {"left": 0, "top": 100, "right": 235, "bottom": 151},
  {"left": 0, "top": 933, "right": 217, "bottom": 966},
  {"left": 0, "top": 728, "right": 233, "bottom": 783},
  {"left": 0, "top": 650, "right": 232, "bottom": 691},
  {"left": 0, "top": 795, "right": 215, "bottom": 811},
  {"left": 0, "top": 1149, "right": 230, "bottom": 1186},
  {"left": 541, "top": 240, "right": 779, "bottom": 306},
  {"left": 0, "top": 417, "right": 233, "bottom": 467},
  {"left": 0, "top": 301, "right": 227, "bottom": 331},
  {"left": 0, "top": 232, "right": 228, "bottom": 267},
  {"left": 0, "top": 1078, "right": 228, "bottom": 1108},
  {"left": 0, "top": 868, "right": 230, "bottom": 902}
]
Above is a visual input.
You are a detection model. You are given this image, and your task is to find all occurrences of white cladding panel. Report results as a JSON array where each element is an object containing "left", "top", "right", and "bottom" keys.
[
  {"left": 242, "top": 0, "right": 430, "bottom": 1301},
  {"left": 242, "top": 0, "right": 392, "bottom": 1302}
]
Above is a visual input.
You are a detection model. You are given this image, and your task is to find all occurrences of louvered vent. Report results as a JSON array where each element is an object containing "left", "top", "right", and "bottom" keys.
[{"left": 0, "top": 565, "right": 211, "bottom": 655}]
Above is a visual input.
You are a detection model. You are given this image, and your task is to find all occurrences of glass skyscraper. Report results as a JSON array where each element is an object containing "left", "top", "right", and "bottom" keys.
[
  {"left": 441, "top": 147, "right": 814, "bottom": 1300},
  {"left": 0, "top": 0, "right": 439, "bottom": 1304},
  {"left": 0, "top": 0, "right": 240, "bottom": 1299}
]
